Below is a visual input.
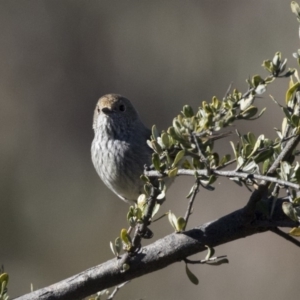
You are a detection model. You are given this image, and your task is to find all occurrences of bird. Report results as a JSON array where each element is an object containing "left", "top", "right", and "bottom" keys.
[{"left": 91, "top": 94, "right": 152, "bottom": 203}]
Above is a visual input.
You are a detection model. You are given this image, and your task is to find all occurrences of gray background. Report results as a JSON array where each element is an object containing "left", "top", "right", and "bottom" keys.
[{"left": 1, "top": 1, "right": 299, "bottom": 299}]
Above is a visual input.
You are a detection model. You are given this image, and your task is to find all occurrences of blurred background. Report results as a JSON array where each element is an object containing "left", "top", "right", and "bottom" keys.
[{"left": 1, "top": 1, "right": 299, "bottom": 299}]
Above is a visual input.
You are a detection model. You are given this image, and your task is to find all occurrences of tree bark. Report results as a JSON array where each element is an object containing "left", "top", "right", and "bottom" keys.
[{"left": 14, "top": 198, "right": 297, "bottom": 300}]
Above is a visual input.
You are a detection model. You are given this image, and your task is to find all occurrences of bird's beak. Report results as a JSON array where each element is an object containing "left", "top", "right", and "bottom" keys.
[{"left": 101, "top": 107, "right": 113, "bottom": 114}]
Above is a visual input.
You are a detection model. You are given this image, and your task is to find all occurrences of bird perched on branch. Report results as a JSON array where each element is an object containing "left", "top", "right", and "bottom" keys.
[{"left": 91, "top": 94, "right": 152, "bottom": 203}]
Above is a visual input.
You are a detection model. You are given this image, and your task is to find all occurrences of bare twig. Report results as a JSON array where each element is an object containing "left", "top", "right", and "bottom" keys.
[
  {"left": 269, "top": 227, "right": 300, "bottom": 247},
  {"left": 223, "top": 82, "right": 233, "bottom": 100},
  {"left": 107, "top": 281, "right": 130, "bottom": 300},
  {"left": 183, "top": 180, "right": 200, "bottom": 230}
]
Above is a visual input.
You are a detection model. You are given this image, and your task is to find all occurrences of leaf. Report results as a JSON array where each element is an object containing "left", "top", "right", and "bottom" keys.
[
  {"left": 285, "top": 82, "right": 300, "bottom": 104},
  {"left": 240, "top": 106, "right": 258, "bottom": 119},
  {"left": 230, "top": 141, "right": 238, "bottom": 159},
  {"left": 168, "top": 167, "right": 178, "bottom": 177},
  {"left": 272, "top": 52, "right": 281, "bottom": 68},
  {"left": 120, "top": 228, "right": 132, "bottom": 248},
  {"left": 168, "top": 211, "right": 177, "bottom": 230},
  {"left": 252, "top": 75, "right": 264, "bottom": 87},
  {"left": 152, "top": 153, "right": 161, "bottom": 171},
  {"left": 172, "top": 150, "right": 185, "bottom": 167},
  {"left": 152, "top": 124, "right": 159, "bottom": 141},
  {"left": 176, "top": 217, "right": 186, "bottom": 232},
  {"left": 257, "top": 107, "right": 267, "bottom": 118},
  {"left": 115, "top": 237, "right": 122, "bottom": 256},
  {"left": 282, "top": 202, "right": 298, "bottom": 222},
  {"left": 161, "top": 132, "right": 170, "bottom": 149},
  {"left": 262, "top": 158, "right": 271, "bottom": 174},
  {"left": 219, "top": 154, "right": 231, "bottom": 166},
  {"left": 185, "top": 264, "right": 199, "bottom": 285},
  {"left": 137, "top": 193, "right": 147, "bottom": 207},
  {"left": 240, "top": 94, "right": 254, "bottom": 110},
  {"left": 247, "top": 132, "right": 256, "bottom": 147},
  {"left": 110, "top": 241, "right": 116, "bottom": 256},
  {"left": 253, "top": 148, "right": 274, "bottom": 164},
  {"left": 151, "top": 203, "right": 161, "bottom": 218},
  {"left": 291, "top": 1, "right": 300, "bottom": 21},
  {"left": 182, "top": 105, "right": 194, "bottom": 117},
  {"left": 151, "top": 140, "right": 163, "bottom": 154},
  {"left": 291, "top": 114, "right": 300, "bottom": 127},
  {"left": 247, "top": 134, "right": 264, "bottom": 158},
  {"left": 255, "top": 84, "right": 266, "bottom": 95},
  {"left": 289, "top": 227, "right": 300, "bottom": 236},
  {"left": 281, "top": 161, "right": 291, "bottom": 181},
  {"left": 206, "top": 258, "right": 229, "bottom": 266},
  {"left": 205, "top": 245, "right": 215, "bottom": 260}
]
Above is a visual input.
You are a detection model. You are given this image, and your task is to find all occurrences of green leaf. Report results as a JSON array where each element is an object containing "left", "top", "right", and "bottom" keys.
[
  {"left": 219, "top": 154, "right": 231, "bottom": 166},
  {"left": 151, "top": 203, "right": 161, "bottom": 218},
  {"left": 262, "top": 158, "right": 271, "bottom": 174},
  {"left": 137, "top": 193, "right": 147, "bottom": 207},
  {"left": 289, "top": 227, "right": 300, "bottom": 236},
  {"left": 172, "top": 150, "right": 185, "bottom": 167},
  {"left": 252, "top": 75, "right": 264, "bottom": 87},
  {"left": 291, "top": 1, "right": 300, "bottom": 22},
  {"left": 247, "top": 134, "right": 264, "bottom": 158},
  {"left": 168, "top": 167, "right": 178, "bottom": 177},
  {"left": 285, "top": 82, "right": 300, "bottom": 104},
  {"left": 291, "top": 114, "right": 300, "bottom": 127},
  {"left": 110, "top": 241, "right": 116, "bottom": 256},
  {"left": 253, "top": 148, "right": 274, "bottom": 164},
  {"left": 257, "top": 107, "right": 267, "bottom": 118},
  {"left": 185, "top": 264, "right": 199, "bottom": 285},
  {"left": 230, "top": 141, "right": 238, "bottom": 159},
  {"left": 205, "top": 245, "right": 215, "bottom": 260},
  {"left": 282, "top": 202, "right": 298, "bottom": 222},
  {"left": 272, "top": 52, "right": 281, "bottom": 68},
  {"left": 151, "top": 140, "right": 163, "bottom": 154},
  {"left": 206, "top": 258, "right": 229, "bottom": 266},
  {"left": 120, "top": 228, "right": 132, "bottom": 248},
  {"left": 161, "top": 132, "right": 170, "bottom": 149},
  {"left": 182, "top": 105, "right": 194, "bottom": 117},
  {"left": 240, "top": 94, "right": 254, "bottom": 110},
  {"left": 168, "top": 211, "right": 178, "bottom": 230},
  {"left": 281, "top": 161, "right": 291, "bottom": 181},
  {"left": 115, "top": 237, "right": 122, "bottom": 256},
  {"left": 152, "top": 124, "right": 159, "bottom": 141},
  {"left": 176, "top": 217, "right": 186, "bottom": 232},
  {"left": 240, "top": 106, "right": 258, "bottom": 119},
  {"left": 262, "top": 59, "right": 274, "bottom": 73},
  {"left": 255, "top": 84, "right": 266, "bottom": 95},
  {"left": 152, "top": 153, "right": 161, "bottom": 171},
  {"left": 0, "top": 273, "right": 8, "bottom": 287}
]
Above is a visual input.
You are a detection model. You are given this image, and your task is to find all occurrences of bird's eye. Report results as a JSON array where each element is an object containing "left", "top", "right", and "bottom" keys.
[
  {"left": 119, "top": 104, "right": 126, "bottom": 112},
  {"left": 97, "top": 106, "right": 101, "bottom": 113}
]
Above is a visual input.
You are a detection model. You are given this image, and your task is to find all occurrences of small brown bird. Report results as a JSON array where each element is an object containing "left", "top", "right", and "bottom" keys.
[{"left": 91, "top": 94, "right": 152, "bottom": 203}]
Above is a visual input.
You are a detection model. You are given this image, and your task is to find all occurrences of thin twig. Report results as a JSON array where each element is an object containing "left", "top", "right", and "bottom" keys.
[
  {"left": 107, "top": 281, "right": 130, "bottom": 300},
  {"left": 223, "top": 82, "right": 233, "bottom": 100},
  {"left": 192, "top": 132, "right": 207, "bottom": 165},
  {"left": 215, "top": 158, "right": 237, "bottom": 170},
  {"left": 130, "top": 185, "right": 159, "bottom": 253},
  {"left": 145, "top": 169, "right": 300, "bottom": 190},
  {"left": 183, "top": 180, "right": 200, "bottom": 230},
  {"left": 269, "top": 227, "right": 300, "bottom": 247}
]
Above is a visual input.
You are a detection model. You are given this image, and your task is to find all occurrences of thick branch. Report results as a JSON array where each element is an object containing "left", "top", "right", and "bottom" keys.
[{"left": 15, "top": 199, "right": 297, "bottom": 300}]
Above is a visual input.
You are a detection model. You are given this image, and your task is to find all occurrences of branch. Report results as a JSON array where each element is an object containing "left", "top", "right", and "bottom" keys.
[
  {"left": 145, "top": 169, "right": 300, "bottom": 190},
  {"left": 14, "top": 198, "right": 297, "bottom": 300}
]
